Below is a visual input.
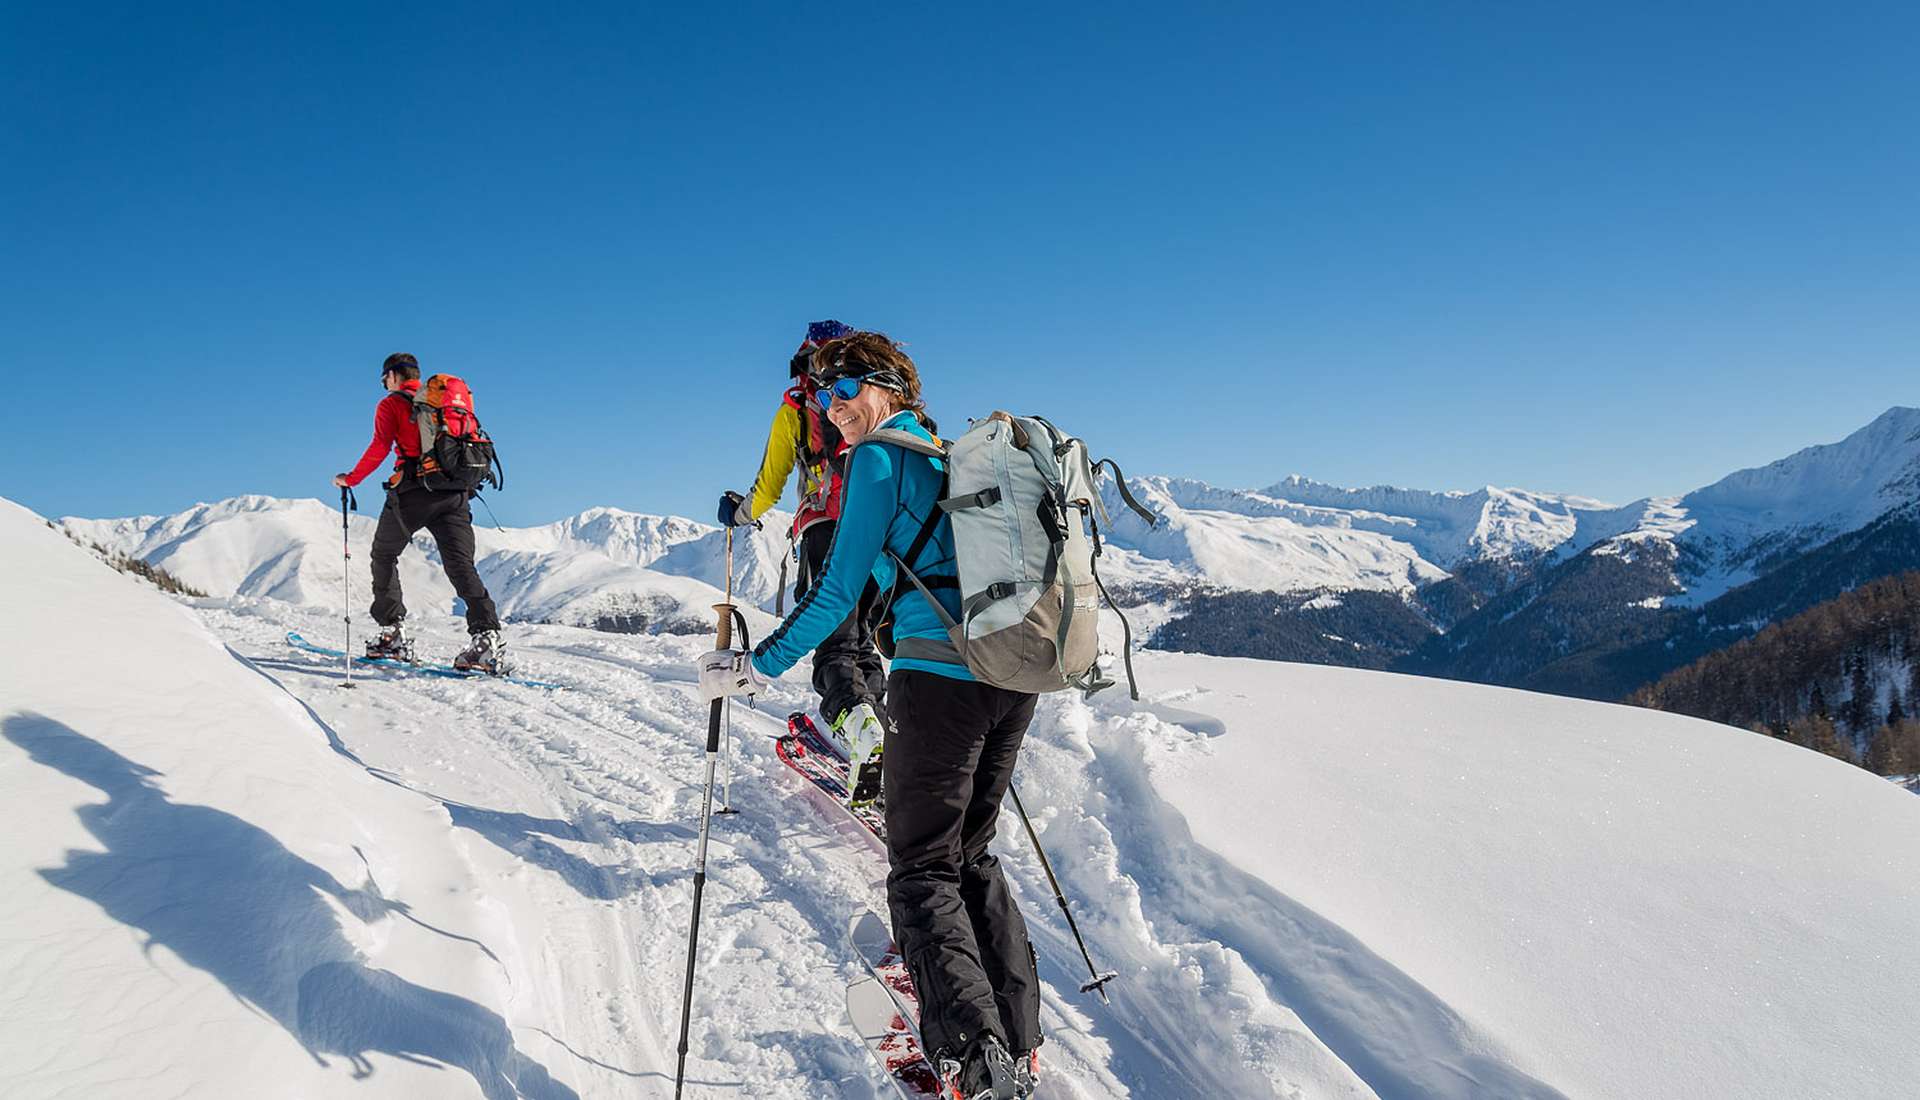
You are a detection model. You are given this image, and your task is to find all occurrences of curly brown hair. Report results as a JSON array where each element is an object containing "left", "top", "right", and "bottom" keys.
[{"left": 810, "top": 330, "right": 932, "bottom": 427}]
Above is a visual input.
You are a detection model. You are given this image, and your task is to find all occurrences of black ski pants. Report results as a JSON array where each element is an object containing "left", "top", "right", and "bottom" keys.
[
  {"left": 883, "top": 668, "right": 1043, "bottom": 1060},
  {"left": 794, "top": 520, "right": 886, "bottom": 723},
  {"left": 369, "top": 486, "right": 499, "bottom": 634}
]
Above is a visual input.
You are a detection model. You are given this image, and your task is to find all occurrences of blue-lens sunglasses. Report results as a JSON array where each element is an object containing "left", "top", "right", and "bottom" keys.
[{"left": 813, "top": 370, "right": 905, "bottom": 412}]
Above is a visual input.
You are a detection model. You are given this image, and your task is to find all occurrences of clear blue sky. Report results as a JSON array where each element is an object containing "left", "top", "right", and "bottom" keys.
[{"left": 4, "top": 2, "right": 1915, "bottom": 525}]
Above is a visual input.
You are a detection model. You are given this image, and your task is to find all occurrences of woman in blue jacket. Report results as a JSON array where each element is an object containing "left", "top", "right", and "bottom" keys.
[{"left": 699, "top": 331, "right": 1040, "bottom": 1100}]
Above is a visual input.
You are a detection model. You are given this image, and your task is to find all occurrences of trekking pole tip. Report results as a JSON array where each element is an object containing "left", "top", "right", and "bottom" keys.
[{"left": 1080, "top": 970, "right": 1119, "bottom": 1002}]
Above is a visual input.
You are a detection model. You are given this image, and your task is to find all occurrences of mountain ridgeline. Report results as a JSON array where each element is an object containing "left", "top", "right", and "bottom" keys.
[
  {"left": 1138, "top": 408, "right": 1920, "bottom": 777},
  {"left": 61, "top": 408, "right": 1920, "bottom": 780},
  {"left": 1149, "top": 494, "right": 1920, "bottom": 716}
]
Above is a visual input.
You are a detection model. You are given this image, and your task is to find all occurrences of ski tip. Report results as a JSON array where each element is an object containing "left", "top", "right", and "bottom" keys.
[{"left": 848, "top": 908, "right": 894, "bottom": 952}]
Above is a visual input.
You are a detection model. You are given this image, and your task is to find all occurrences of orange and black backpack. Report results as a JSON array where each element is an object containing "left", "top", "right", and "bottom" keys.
[{"left": 413, "top": 374, "right": 503, "bottom": 494}]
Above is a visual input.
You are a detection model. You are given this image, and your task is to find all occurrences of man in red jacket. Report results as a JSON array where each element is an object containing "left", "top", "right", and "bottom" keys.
[{"left": 332, "top": 353, "right": 506, "bottom": 673}]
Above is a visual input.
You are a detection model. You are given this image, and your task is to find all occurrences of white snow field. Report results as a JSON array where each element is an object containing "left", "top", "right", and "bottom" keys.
[{"left": 6, "top": 493, "right": 1919, "bottom": 1100}]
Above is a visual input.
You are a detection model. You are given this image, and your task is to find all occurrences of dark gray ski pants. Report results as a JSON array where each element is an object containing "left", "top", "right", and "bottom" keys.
[
  {"left": 882, "top": 668, "right": 1044, "bottom": 1059},
  {"left": 368, "top": 486, "right": 499, "bottom": 634}
]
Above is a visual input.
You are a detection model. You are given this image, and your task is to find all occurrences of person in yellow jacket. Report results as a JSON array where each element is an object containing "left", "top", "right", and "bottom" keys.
[{"left": 717, "top": 321, "right": 888, "bottom": 785}]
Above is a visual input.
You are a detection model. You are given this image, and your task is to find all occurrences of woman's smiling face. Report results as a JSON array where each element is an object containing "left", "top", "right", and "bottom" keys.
[{"left": 826, "top": 377, "right": 901, "bottom": 444}]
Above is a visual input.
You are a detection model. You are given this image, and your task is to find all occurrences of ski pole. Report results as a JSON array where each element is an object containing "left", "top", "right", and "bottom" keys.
[
  {"left": 340, "top": 486, "right": 357, "bottom": 690},
  {"left": 674, "top": 528, "right": 741, "bottom": 1098},
  {"left": 1008, "top": 783, "right": 1118, "bottom": 1003},
  {"left": 718, "top": 526, "right": 738, "bottom": 815},
  {"left": 718, "top": 705, "right": 737, "bottom": 815}
]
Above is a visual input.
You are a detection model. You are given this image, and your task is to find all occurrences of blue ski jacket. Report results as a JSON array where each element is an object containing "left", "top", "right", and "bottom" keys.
[{"left": 752, "top": 410, "right": 971, "bottom": 684}]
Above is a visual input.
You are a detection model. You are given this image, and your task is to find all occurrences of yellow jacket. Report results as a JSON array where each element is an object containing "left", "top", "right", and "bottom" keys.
[{"left": 746, "top": 389, "right": 841, "bottom": 530}]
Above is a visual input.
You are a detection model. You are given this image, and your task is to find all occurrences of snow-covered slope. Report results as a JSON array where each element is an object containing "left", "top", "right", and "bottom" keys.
[
  {"left": 63, "top": 496, "right": 794, "bottom": 628},
  {"left": 1076, "top": 656, "right": 1920, "bottom": 1100},
  {"left": 1659, "top": 405, "right": 1920, "bottom": 601},
  {"left": 60, "top": 494, "right": 454, "bottom": 608},
  {"left": 0, "top": 499, "right": 601, "bottom": 1099},
  {"left": 1095, "top": 477, "right": 1615, "bottom": 596},
  {"left": 10, "top": 492, "right": 1919, "bottom": 1098},
  {"left": 1532, "top": 406, "right": 1920, "bottom": 606}
]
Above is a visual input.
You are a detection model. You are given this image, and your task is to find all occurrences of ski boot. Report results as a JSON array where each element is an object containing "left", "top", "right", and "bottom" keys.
[
  {"left": 1012, "top": 1049, "right": 1039, "bottom": 1098},
  {"left": 365, "top": 622, "right": 416, "bottom": 663},
  {"left": 939, "top": 1033, "right": 1020, "bottom": 1100},
  {"left": 830, "top": 701, "right": 887, "bottom": 809},
  {"left": 453, "top": 629, "right": 511, "bottom": 676}
]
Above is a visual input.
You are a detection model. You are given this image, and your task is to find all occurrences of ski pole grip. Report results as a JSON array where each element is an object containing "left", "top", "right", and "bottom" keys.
[{"left": 713, "top": 602, "right": 736, "bottom": 649}]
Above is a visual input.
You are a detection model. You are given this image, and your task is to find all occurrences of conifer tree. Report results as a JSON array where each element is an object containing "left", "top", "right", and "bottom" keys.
[
  {"left": 1803, "top": 715, "right": 1852, "bottom": 763},
  {"left": 1866, "top": 725, "right": 1895, "bottom": 774},
  {"left": 1845, "top": 650, "right": 1873, "bottom": 732}
]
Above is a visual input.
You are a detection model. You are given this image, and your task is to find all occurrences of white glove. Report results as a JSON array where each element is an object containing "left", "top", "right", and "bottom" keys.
[{"left": 698, "top": 648, "right": 767, "bottom": 701}]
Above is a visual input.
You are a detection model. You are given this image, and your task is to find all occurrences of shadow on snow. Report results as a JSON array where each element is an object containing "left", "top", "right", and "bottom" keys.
[{"left": 4, "top": 713, "right": 580, "bottom": 1100}]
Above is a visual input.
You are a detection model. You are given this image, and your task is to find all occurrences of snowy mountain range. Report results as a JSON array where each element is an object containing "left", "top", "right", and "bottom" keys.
[
  {"left": 62, "top": 495, "right": 793, "bottom": 637},
  {"left": 8, "top": 493, "right": 1919, "bottom": 1099},
  {"left": 58, "top": 406, "right": 1920, "bottom": 704},
  {"left": 1113, "top": 407, "right": 1920, "bottom": 699},
  {"left": 1098, "top": 406, "right": 1920, "bottom": 605}
]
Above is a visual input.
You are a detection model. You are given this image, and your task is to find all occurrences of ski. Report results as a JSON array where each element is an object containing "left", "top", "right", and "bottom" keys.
[
  {"left": 848, "top": 909, "right": 923, "bottom": 1034},
  {"left": 847, "top": 977, "right": 944, "bottom": 1099},
  {"left": 851, "top": 909, "right": 1046, "bottom": 1098},
  {"left": 285, "top": 631, "right": 558, "bottom": 689},
  {"left": 776, "top": 711, "right": 887, "bottom": 843}
]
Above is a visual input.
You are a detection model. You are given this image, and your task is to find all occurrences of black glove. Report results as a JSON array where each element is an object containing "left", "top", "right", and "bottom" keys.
[{"left": 717, "top": 490, "right": 748, "bottom": 527}]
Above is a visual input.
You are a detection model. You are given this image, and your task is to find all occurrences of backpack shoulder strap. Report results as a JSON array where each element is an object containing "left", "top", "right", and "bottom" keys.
[
  {"left": 859, "top": 426, "right": 947, "bottom": 460},
  {"left": 848, "top": 428, "right": 961, "bottom": 626}
]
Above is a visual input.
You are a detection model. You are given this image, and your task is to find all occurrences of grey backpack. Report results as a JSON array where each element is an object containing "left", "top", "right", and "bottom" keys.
[{"left": 866, "top": 412, "right": 1158, "bottom": 699}]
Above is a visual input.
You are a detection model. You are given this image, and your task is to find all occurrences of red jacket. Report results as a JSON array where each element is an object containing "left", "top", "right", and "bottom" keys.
[{"left": 344, "top": 380, "right": 422, "bottom": 487}]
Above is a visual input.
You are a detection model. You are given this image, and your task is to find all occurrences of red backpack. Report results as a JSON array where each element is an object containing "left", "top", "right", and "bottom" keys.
[
  {"left": 783, "top": 380, "right": 844, "bottom": 520},
  {"left": 413, "top": 374, "right": 503, "bottom": 493}
]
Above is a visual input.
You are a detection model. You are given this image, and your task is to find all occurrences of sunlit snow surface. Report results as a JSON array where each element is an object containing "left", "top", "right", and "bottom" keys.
[{"left": 7, "top": 496, "right": 1920, "bottom": 1099}]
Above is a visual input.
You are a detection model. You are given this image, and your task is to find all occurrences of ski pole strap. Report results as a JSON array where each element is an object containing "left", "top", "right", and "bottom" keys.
[{"left": 728, "top": 606, "right": 753, "bottom": 653}]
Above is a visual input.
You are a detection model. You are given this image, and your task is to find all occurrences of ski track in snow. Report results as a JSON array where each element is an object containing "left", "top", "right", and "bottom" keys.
[{"left": 192, "top": 598, "right": 1427, "bottom": 1100}]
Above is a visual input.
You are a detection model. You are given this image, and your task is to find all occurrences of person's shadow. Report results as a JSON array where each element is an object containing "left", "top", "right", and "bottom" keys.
[{"left": 5, "top": 713, "right": 579, "bottom": 1100}]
